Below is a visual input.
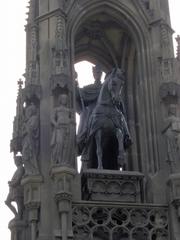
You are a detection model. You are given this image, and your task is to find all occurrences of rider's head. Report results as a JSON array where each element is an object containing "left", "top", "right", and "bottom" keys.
[{"left": 93, "top": 64, "right": 103, "bottom": 84}]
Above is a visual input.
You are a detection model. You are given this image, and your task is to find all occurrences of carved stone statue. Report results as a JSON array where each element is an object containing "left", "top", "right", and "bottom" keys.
[
  {"left": 162, "top": 104, "right": 180, "bottom": 173},
  {"left": 51, "top": 93, "right": 72, "bottom": 165},
  {"left": 76, "top": 68, "right": 132, "bottom": 170},
  {"left": 5, "top": 155, "right": 25, "bottom": 219},
  {"left": 76, "top": 64, "right": 103, "bottom": 161},
  {"left": 22, "top": 103, "right": 40, "bottom": 175}
]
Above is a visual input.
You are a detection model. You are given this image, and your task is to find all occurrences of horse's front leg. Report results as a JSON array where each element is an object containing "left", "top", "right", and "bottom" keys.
[
  {"left": 116, "top": 129, "right": 125, "bottom": 170},
  {"left": 95, "top": 130, "right": 103, "bottom": 169}
]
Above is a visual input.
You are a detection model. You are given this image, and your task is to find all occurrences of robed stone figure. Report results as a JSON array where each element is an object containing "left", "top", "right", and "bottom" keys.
[
  {"left": 51, "top": 93, "right": 73, "bottom": 166},
  {"left": 162, "top": 104, "right": 180, "bottom": 173},
  {"left": 22, "top": 104, "right": 40, "bottom": 175}
]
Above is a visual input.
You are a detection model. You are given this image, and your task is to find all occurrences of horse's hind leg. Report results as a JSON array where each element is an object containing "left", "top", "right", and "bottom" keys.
[
  {"left": 95, "top": 130, "right": 103, "bottom": 169},
  {"left": 116, "top": 129, "right": 125, "bottom": 169}
]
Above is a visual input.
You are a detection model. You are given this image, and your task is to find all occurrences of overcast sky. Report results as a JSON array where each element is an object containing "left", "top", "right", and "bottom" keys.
[{"left": 0, "top": 1, "right": 180, "bottom": 239}]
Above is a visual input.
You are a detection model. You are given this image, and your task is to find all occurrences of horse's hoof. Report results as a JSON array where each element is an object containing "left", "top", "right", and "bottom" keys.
[
  {"left": 118, "top": 165, "right": 123, "bottom": 171},
  {"left": 118, "top": 163, "right": 126, "bottom": 171},
  {"left": 98, "top": 166, "right": 103, "bottom": 170}
]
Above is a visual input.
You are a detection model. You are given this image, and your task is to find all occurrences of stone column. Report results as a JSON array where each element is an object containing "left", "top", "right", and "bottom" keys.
[
  {"left": 21, "top": 175, "right": 43, "bottom": 240},
  {"left": 50, "top": 167, "right": 76, "bottom": 240},
  {"left": 167, "top": 174, "right": 180, "bottom": 239}
]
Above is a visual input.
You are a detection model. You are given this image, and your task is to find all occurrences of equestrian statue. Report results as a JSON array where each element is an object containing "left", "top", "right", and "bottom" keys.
[{"left": 76, "top": 67, "right": 132, "bottom": 170}]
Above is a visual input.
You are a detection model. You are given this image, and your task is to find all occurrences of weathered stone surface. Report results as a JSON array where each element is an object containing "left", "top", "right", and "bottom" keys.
[
  {"left": 7, "top": 0, "right": 180, "bottom": 239},
  {"left": 72, "top": 202, "right": 169, "bottom": 240},
  {"left": 50, "top": 166, "right": 76, "bottom": 240},
  {"left": 8, "top": 219, "right": 27, "bottom": 240},
  {"left": 162, "top": 104, "right": 180, "bottom": 173},
  {"left": 22, "top": 104, "right": 40, "bottom": 176},
  {"left": 5, "top": 156, "right": 25, "bottom": 220}
]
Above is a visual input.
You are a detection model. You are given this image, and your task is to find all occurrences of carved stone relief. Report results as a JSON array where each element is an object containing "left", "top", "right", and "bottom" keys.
[
  {"left": 176, "top": 35, "right": 180, "bottom": 61},
  {"left": 112, "top": 227, "right": 129, "bottom": 240},
  {"left": 5, "top": 156, "right": 25, "bottom": 219},
  {"left": 81, "top": 170, "right": 144, "bottom": 202},
  {"left": 130, "top": 209, "right": 148, "bottom": 227},
  {"left": 159, "top": 58, "right": 175, "bottom": 83},
  {"left": 25, "top": 23, "right": 40, "bottom": 87},
  {"left": 72, "top": 205, "right": 169, "bottom": 240},
  {"left": 73, "top": 225, "right": 90, "bottom": 240},
  {"left": 51, "top": 13, "right": 71, "bottom": 94},
  {"left": 159, "top": 82, "right": 180, "bottom": 102},
  {"left": 51, "top": 93, "right": 74, "bottom": 167},
  {"left": 162, "top": 104, "right": 180, "bottom": 173},
  {"left": 131, "top": 227, "right": 149, "bottom": 240},
  {"left": 138, "top": 0, "right": 154, "bottom": 17},
  {"left": 160, "top": 22, "right": 173, "bottom": 59}
]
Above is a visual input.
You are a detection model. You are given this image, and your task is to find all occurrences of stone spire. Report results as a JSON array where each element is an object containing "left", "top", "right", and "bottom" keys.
[
  {"left": 26, "top": 0, "right": 36, "bottom": 24},
  {"left": 51, "top": 8, "right": 71, "bottom": 93},
  {"left": 23, "top": 0, "right": 41, "bottom": 104},
  {"left": 25, "top": 0, "right": 39, "bottom": 86},
  {"left": 11, "top": 79, "right": 24, "bottom": 154},
  {"left": 176, "top": 35, "right": 180, "bottom": 61}
]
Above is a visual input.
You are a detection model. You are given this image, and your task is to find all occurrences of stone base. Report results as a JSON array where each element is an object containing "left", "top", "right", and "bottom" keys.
[
  {"left": 81, "top": 169, "right": 144, "bottom": 203},
  {"left": 8, "top": 219, "right": 27, "bottom": 240},
  {"left": 50, "top": 166, "right": 77, "bottom": 178},
  {"left": 167, "top": 173, "right": 180, "bottom": 202},
  {"left": 54, "top": 229, "right": 73, "bottom": 240}
]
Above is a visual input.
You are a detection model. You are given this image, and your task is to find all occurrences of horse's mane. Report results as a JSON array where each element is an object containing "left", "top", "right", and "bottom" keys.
[{"left": 97, "top": 68, "right": 125, "bottom": 106}]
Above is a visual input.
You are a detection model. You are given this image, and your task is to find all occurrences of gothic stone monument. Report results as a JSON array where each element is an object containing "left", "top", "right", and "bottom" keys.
[{"left": 6, "top": 0, "right": 180, "bottom": 240}]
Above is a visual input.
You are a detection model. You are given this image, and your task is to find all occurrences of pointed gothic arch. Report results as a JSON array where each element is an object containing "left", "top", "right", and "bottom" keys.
[{"left": 67, "top": 0, "right": 159, "bottom": 175}]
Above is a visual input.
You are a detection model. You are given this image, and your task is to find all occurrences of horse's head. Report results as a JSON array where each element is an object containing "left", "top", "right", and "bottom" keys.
[{"left": 106, "top": 68, "right": 125, "bottom": 104}]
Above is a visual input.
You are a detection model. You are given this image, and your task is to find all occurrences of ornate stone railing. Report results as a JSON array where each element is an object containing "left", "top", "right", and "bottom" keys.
[{"left": 72, "top": 201, "right": 169, "bottom": 240}]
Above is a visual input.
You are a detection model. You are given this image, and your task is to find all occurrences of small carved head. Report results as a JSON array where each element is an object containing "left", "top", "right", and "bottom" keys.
[
  {"left": 58, "top": 93, "right": 68, "bottom": 106},
  {"left": 168, "top": 104, "right": 177, "bottom": 116},
  {"left": 25, "top": 103, "right": 37, "bottom": 118}
]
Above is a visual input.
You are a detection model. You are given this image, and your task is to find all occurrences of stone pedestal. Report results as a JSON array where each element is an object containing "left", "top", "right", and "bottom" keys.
[
  {"left": 167, "top": 173, "right": 180, "bottom": 218},
  {"left": 21, "top": 175, "right": 43, "bottom": 240},
  {"left": 8, "top": 219, "right": 26, "bottom": 240},
  {"left": 50, "top": 166, "right": 76, "bottom": 240},
  {"left": 81, "top": 169, "right": 144, "bottom": 203}
]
